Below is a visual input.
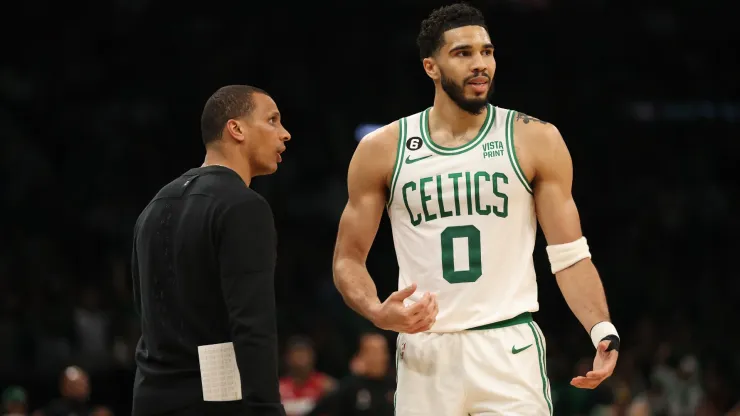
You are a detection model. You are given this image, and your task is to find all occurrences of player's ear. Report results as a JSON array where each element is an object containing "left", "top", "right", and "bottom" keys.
[
  {"left": 225, "top": 119, "right": 246, "bottom": 143},
  {"left": 423, "top": 57, "right": 440, "bottom": 81}
]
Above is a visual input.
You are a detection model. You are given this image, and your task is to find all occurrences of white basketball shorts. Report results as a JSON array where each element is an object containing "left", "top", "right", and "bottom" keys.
[{"left": 394, "top": 313, "right": 552, "bottom": 416}]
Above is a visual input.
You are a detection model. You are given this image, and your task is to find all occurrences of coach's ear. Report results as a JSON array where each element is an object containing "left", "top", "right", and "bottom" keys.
[
  {"left": 423, "top": 57, "right": 440, "bottom": 81},
  {"left": 224, "top": 119, "right": 246, "bottom": 143}
]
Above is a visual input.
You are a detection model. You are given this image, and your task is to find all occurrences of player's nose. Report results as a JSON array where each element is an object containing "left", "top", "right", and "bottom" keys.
[{"left": 470, "top": 53, "right": 487, "bottom": 72}]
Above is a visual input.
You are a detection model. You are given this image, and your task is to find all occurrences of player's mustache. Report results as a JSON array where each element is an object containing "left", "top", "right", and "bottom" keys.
[{"left": 463, "top": 73, "right": 491, "bottom": 83}]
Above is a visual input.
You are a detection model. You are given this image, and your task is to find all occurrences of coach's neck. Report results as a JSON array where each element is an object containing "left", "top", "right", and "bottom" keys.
[{"left": 202, "top": 144, "right": 252, "bottom": 187}]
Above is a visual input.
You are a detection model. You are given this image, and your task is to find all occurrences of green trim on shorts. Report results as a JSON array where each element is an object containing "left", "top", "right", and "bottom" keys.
[
  {"left": 467, "top": 312, "right": 532, "bottom": 331},
  {"left": 527, "top": 322, "right": 553, "bottom": 415},
  {"left": 393, "top": 334, "right": 401, "bottom": 415},
  {"left": 532, "top": 324, "right": 553, "bottom": 409}
]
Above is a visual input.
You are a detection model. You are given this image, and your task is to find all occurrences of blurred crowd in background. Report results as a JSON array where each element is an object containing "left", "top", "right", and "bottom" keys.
[{"left": 1, "top": 0, "right": 738, "bottom": 415}]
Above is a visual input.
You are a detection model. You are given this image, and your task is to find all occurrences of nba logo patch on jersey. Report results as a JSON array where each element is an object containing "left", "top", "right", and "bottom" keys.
[{"left": 406, "top": 136, "right": 422, "bottom": 151}]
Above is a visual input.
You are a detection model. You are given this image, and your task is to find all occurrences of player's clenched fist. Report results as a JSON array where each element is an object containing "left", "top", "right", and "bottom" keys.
[{"left": 370, "top": 283, "right": 439, "bottom": 334}]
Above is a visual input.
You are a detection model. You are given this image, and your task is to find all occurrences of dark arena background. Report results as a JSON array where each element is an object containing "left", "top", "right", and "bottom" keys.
[{"left": 1, "top": 0, "right": 738, "bottom": 415}]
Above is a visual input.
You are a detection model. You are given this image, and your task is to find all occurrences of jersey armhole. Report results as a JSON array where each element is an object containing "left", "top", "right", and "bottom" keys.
[
  {"left": 505, "top": 110, "right": 534, "bottom": 195},
  {"left": 387, "top": 117, "right": 408, "bottom": 207}
]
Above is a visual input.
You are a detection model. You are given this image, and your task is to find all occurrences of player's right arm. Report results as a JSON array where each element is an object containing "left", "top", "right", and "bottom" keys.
[{"left": 332, "top": 122, "right": 438, "bottom": 334}]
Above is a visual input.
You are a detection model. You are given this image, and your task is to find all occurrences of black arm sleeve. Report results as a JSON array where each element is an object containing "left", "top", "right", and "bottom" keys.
[{"left": 218, "top": 195, "right": 284, "bottom": 416}]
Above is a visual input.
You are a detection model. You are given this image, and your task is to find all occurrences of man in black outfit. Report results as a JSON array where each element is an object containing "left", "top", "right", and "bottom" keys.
[{"left": 131, "top": 85, "right": 291, "bottom": 416}]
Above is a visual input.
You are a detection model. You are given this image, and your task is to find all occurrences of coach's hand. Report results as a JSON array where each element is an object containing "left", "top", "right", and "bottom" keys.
[
  {"left": 371, "top": 283, "right": 438, "bottom": 334},
  {"left": 571, "top": 340, "right": 619, "bottom": 389}
]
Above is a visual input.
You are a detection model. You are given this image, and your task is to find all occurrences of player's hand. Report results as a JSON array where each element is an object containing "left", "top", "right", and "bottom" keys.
[
  {"left": 371, "top": 283, "right": 438, "bottom": 334},
  {"left": 571, "top": 339, "right": 619, "bottom": 389}
]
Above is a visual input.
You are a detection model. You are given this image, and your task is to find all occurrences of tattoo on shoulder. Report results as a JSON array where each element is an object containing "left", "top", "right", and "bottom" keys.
[{"left": 515, "top": 112, "right": 548, "bottom": 125}]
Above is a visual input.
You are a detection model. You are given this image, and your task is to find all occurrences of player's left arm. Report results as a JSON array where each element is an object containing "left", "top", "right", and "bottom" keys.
[
  {"left": 522, "top": 115, "right": 619, "bottom": 389},
  {"left": 529, "top": 121, "right": 614, "bottom": 339}
]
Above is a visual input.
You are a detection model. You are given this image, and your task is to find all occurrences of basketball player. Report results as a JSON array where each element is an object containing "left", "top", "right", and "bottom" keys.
[{"left": 332, "top": 4, "right": 620, "bottom": 415}]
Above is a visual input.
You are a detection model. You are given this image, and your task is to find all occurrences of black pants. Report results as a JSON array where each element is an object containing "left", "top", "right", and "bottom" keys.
[{"left": 155, "top": 401, "right": 246, "bottom": 416}]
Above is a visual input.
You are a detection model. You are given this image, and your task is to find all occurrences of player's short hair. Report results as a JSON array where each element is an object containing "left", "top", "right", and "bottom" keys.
[
  {"left": 417, "top": 3, "right": 488, "bottom": 61},
  {"left": 200, "top": 84, "right": 269, "bottom": 146}
]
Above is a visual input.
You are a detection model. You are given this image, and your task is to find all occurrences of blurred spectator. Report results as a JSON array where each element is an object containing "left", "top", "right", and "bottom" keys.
[
  {"left": 729, "top": 401, "right": 740, "bottom": 416},
  {"left": 108, "top": 257, "right": 140, "bottom": 370},
  {"left": 653, "top": 354, "right": 704, "bottom": 416},
  {"left": 307, "top": 332, "right": 394, "bottom": 416},
  {"left": 72, "top": 287, "right": 110, "bottom": 372},
  {"left": 0, "top": 286, "right": 26, "bottom": 377},
  {"left": 31, "top": 366, "right": 111, "bottom": 416},
  {"left": 2, "top": 386, "right": 28, "bottom": 416},
  {"left": 279, "top": 336, "right": 336, "bottom": 416},
  {"left": 627, "top": 377, "right": 669, "bottom": 416}
]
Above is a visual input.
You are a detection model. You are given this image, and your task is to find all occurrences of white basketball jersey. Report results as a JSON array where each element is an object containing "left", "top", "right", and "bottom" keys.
[{"left": 386, "top": 104, "right": 539, "bottom": 332}]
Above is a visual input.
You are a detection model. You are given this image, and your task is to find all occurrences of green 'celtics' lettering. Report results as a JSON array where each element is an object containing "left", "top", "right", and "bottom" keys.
[
  {"left": 474, "top": 172, "right": 491, "bottom": 215},
  {"left": 448, "top": 172, "right": 463, "bottom": 216},
  {"left": 492, "top": 172, "right": 508, "bottom": 218},
  {"left": 419, "top": 176, "right": 436, "bottom": 222},
  {"left": 401, "top": 171, "right": 511, "bottom": 227},
  {"left": 402, "top": 182, "right": 421, "bottom": 226},
  {"left": 465, "top": 172, "right": 473, "bottom": 215},
  {"left": 436, "top": 174, "right": 453, "bottom": 218}
]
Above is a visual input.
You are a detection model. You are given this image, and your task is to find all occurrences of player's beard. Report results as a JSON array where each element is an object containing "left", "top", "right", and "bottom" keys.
[{"left": 440, "top": 69, "right": 492, "bottom": 115}]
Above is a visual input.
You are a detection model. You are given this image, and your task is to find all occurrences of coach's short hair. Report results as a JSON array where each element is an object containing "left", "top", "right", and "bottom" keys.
[
  {"left": 200, "top": 85, "right": 268, "bottom": 146},
  {"left": 417, "top": 3, "right": 488, "bottom": 61}
]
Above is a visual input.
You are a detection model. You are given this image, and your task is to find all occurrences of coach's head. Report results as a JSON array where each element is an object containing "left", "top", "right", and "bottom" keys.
[{"left": 200, "top": 85, "right": 291, "bottom": 179}]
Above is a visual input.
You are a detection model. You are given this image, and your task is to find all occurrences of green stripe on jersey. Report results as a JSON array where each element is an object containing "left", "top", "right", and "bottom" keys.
[
  {"left": 420, "top": 104, "right": 496, "bottom": 156},
  {"left": 505, "top": 110, "right": 534, "bottom": 194},
  {"left": 387, "top": 118, "right": 407, "bottom": 207}
]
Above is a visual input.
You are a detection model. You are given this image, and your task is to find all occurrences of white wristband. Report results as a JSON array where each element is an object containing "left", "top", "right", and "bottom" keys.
[
  {"left": 546, "top": 236, "right": 592, "bottom": 274},
  {"left": 590, "top": 321, "right": 619, "bottom": 349}
]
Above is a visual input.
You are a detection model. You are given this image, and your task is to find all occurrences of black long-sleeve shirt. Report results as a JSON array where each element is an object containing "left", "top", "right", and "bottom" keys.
[{"left": 131, "top": 165, "right": 284, "bottom": 416}]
